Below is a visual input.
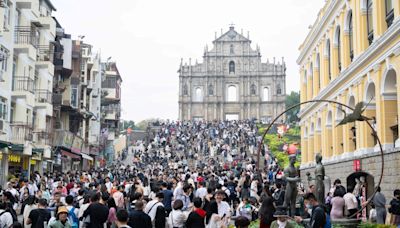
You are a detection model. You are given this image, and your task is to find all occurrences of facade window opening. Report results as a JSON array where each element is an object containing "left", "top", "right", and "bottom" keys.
[
  {"left": 316, "top": 53, "right": 321, "bottom": 89},
  {"left": 195, "top": 87, "right": 202, "bottom": 102},
  {"left": 183, "top": 84, "right": 188, "bottom": 95},
  {"left": 348, "top": 11, "right": 354, "bottom": 62},
  {"left": 229, "top": 61, "right": 235, "bottom": 73},
  {"left": 335, "top": 27, "right": 341, "bottom": 72},
  {"left": 367, "top": 0, "right": 374, "bottom": 45},
  {"left": 386, "top": 0, "right": 394, "bottom": 28},
  {"left": 327, "top": 39, "right": 331, "bottom": 81},
  {"left": 263, "top": 87, "right": 269, "bottom": 101},
  {"left": 227, "top": 85, "right": 237, "bottom": 102}
]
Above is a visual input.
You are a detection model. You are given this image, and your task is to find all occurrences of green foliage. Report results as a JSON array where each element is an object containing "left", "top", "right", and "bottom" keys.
[
  {"left": 358, "top": 222, "right": 396, "bottom": 228},
  {"left": 261, "top": 125, "right": 301, "bottom": 167},
  {"left": 285, "top": 91, "right": 301, "bottom": 124}
]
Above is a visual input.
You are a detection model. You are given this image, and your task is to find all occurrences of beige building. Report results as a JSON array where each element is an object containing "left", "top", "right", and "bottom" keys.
[
  {"left": 298, "top": 0, "right": 400, "bottom": 198},
  {"left": 179, "top": 26, "right": 286, "bottom": 122}
]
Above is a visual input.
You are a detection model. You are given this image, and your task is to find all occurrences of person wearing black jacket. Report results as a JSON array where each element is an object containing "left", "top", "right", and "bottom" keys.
[
  {"left": 82, "top": 193, "right": 109, "bottom": 228},
  {"left": 186, "top": 198, "right": 206, "bottom": 228},
  {"left": 389, "top": 189, "right": 400, "bottom": 226},
  {"left": 128, "top": 200, "right": 151, "bottom": 228},
  {"left": 295, "top": 193, "right": 326, "bottom": 228}
]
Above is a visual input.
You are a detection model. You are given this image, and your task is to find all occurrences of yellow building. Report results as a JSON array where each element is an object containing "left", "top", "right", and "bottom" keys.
[{"left": 298, "top": 0, "right": 400, "bottom": 197}]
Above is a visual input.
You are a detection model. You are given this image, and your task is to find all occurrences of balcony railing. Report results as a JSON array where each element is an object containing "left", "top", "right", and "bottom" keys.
[
  {"left": 33, "top": 131, "right": 53, "bottom": 146},
  {"left": 35, "top": 90, "right": 52, "bottom": 103},
  {"left": 14, "top": 26, "right": 39, "bottom": 48},
  {"left": 37, "top": 44, "right": 54, "bottom": 62},
  {"left": 12, "top": 76, "right": 35, "bottom": 93},
  {"left": 10, "top": 122, "right": 33, "bottom": 142}
]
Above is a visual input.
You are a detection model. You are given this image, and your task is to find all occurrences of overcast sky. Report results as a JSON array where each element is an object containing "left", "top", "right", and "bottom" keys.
[{"left": 52, "top": 0, "right": 325, "bottom": 122}]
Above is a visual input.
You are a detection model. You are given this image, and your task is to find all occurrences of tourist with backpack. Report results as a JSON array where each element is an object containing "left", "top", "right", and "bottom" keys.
[
  {"left": 0, "top": 202, "right": 14, "bottom": 228},
  {"left": 65, "top": 195, "right": 80, "bottom": 228},
  {"left": 295, "top": 193, "right": 330, "bottom": 228}
]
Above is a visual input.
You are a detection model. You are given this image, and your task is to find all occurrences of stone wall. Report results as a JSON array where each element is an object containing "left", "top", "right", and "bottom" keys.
[{"left": 300, "top": 149, "right": 400, "bottom": 200}]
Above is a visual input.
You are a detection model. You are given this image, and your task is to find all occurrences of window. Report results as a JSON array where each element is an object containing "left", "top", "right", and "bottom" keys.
[
  {"left": 263, "top": 87, "right": 269, "bottom": 101},
  {"left": 348, "top": 11, "right": 354, "bottom": 62},
  {"left": 316, "top": 53, "right": 321, "bottom": 89},
  {"left": 277, "top": 84, "right": 282, "bottom": 95},
  {"left": 195, "top": 87, "right": 202, "bottom": 101},
  {"left": 229, "top": 61, "right": 235, "bottom": 74},
  {"left": 102, "top": 76, "right": 116, "bottom": 88},
  {"left": 336, "top": 27, "right": 341, "bottom": 71},
  {"left": 367, "top": 0, "right": 374, "bottom": 45},
  {"left": 327, "top": 39, "right": 331, "bottom": 81},
  {"left": 71, "top": 85, "right": 79, "bottom": 108},
  {"left": 0, "top": 47, "right": 9, "bottom": 71},
  {"left": 227, "top": 85, "right": 237, "bottom": 101},
  {"left": 230, "top": 44, "right": 234, "bottom": 54},
  {"left": 386, "top": 0, "right": 394, "bottom": 28},
  {"left": 0, "top": 98, "right": 7, "bottom": 120}
]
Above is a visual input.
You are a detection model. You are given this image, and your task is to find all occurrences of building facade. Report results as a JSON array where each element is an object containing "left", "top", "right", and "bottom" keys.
[
  {"left": 298, "top": 0, "right": 400, "bottom": 198},
  {"left": 101, "top": 62, "right": 122, "bottom": 164},
  {"left": 178, "top": 26, "right": 286, "bottom": 122}
]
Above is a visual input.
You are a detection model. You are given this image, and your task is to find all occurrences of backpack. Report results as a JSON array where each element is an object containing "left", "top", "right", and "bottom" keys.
[
  {"left": 227, "top": 185, "right": 237, "bottom": 198},
  {"left": 68, "top": 207, "right": 79, "bottom": 228},
  {"left": 0, "top": 209, "right": 18, "bottom": 222},
  {"left": 273, "top": 190, "right": 282, "bottom": 201}
]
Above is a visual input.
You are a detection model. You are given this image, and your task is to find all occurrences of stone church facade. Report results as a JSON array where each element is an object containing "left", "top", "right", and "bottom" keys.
[{"left": 178, "top": 26, "right": 286, "bottom": 121}]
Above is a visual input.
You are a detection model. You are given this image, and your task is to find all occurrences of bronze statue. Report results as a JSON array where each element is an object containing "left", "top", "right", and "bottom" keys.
[
  {"left": 283, "top": 155, "right": 300, "bottom": 216},
  {"left": 314, "top": 153, "right": 325, "bottom": 205},
  {"left": 337, "top": 101, "right": 372, "bottom": 126}
]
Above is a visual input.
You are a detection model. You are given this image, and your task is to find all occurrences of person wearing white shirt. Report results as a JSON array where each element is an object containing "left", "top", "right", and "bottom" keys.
[
  {"left": 343, "top": 190, "right": 358, "bottom": 217},
  {"left": 105, "top": 177, "right": 113, "bottom": 193},
  {"left": 0, "top": 205, "right": 13, "bottom": 228},
  {"left": 144, "top": 192, "right": 164, "bottom": 223},
  {"left": 195, "top": 182, "right": 207, "bottom": 200},
  {"left": 215, "top": 191, "right": 231, "bottom": 227}
]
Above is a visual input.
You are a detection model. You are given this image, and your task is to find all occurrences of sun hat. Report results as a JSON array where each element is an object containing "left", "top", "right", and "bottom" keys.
[{"left": 57, "top": 206, "right": 68, "bottom": 215}]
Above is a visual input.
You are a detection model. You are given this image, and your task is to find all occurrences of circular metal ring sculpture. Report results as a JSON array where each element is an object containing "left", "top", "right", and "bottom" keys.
[{"left": 257, "top": 99, "right": 384, "bottom": 218}]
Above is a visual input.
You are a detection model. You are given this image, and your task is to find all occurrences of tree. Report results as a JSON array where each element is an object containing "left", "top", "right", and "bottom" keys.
[{"left": 285, "top": 91, "right": 300, "bottom": 124}]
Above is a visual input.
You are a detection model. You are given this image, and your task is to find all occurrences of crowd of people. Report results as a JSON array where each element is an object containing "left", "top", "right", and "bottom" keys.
[{"left": 0, "top": 120, "right": 399, "bottom": 228}]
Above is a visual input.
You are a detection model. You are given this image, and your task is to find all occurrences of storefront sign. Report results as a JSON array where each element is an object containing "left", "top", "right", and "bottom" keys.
[
  {"left": 71, "top": 136, "right": 83, "bottom": 154},
  {"left": 353, "top": 159, "right": 361, "bottom": 171},
  {"left": 9, "top": 154, "right": 21, "bottom": 163}
]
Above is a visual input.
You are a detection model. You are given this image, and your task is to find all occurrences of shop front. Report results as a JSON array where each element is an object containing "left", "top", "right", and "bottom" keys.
[{"left": 53, "top": 130, "right": 83, "bottom": 172}]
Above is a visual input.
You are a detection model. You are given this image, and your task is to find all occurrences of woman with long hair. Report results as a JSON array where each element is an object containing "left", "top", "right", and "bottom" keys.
[
  {"left": 107, "top": 197, "right": 118, "bottom": 228},
  {"left": 259, "top": 197, "right": 276, "bottom": 228},
  {"left": 205, "top": 201, "right": 220, "bottom": 228}
]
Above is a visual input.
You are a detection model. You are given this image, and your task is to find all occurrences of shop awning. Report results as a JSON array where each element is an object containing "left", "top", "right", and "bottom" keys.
[
  {"left": 61, "top": 150, "right": 81, "bottom": 160},
  {"left": 81, "top": 153, "right": 93, "bottom": 161},
  {"left": 0, "top": 140, "right": 10, "bottom": 149}
]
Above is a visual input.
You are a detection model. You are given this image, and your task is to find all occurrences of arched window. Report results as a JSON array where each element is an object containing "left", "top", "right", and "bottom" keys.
[
  {"left": 263, "top": 87, "right": 269, "bottom": 101},
  {"left": 195, "top": 87, "right": 202, "bottom": 102},
  {"left": 230, "top": 44, "right": 234, "bottom": 54},
  {"left": 367, "top": 0, "right": 374, "bottom": 45},
  {"left": 335, "top": 26, "right": 341, "bottom": 71},
  {"left": 348, "top": 11, "right": 354, "bottom": 62},
  {"left": 316, "top": 53, "right": 321, "bottom": 89},
  {"left": 229, "top": 61, "right": 235, "bottom": 73},
  {"left": 386, "top": 0, "right": 394, "bottom": 28},
  {"left": 276, "top": 84, "right": 282, "bottom": 95},
  {"left": 309, "top": 62, "right": 313, "bottom": 97},
  {"left": 227, "top": 85, "right": 237, "bottom": 101},
  {"left": 326, "top": 39, "right": 331, "bottom": 81}
]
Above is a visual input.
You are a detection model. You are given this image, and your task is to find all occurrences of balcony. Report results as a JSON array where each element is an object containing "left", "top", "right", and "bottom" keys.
[
  {"left": 36, "top": 45, "right": 55, "bottom": 74},
  {"left": 33, "top": 130, "right": 53, "bottom": 146},
  {"left": 14, "top": 26, "right": 38, "bottom": 59},
  {"left": 12, "top": 76, "right": 34, "bottom": 93},
  {"left": 35, "top": 89, "right": 53, "bottom": 115},
  {"left": 53, "top": 129, "right": 83, "bottom": 153},
  {"left": 10, "top": 122, "right": 33, "bottom": 144}
]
